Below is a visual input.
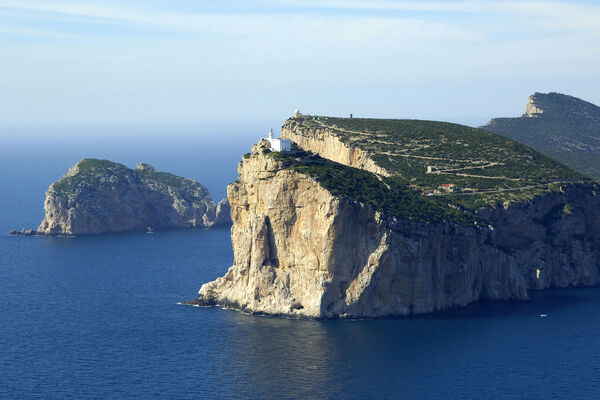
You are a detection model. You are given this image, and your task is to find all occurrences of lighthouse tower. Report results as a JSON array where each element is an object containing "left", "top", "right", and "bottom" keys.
[{"left": 266, "top": 128, "right": 292, "bottom": 152}]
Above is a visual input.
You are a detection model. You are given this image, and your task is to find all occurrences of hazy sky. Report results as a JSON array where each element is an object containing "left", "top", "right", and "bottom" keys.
[{"left": 1, "top": 0, "right": 599, "bottom": 129}]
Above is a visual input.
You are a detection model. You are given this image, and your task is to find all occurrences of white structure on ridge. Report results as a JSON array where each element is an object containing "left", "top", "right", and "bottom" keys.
[{"left": 266, "top": 128, "right": 291, "bottom": 152}]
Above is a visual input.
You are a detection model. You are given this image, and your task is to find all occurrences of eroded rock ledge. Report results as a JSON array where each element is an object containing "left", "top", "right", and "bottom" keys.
[{"left": 281, "top": 119, "right": 389, "bottom": 176}]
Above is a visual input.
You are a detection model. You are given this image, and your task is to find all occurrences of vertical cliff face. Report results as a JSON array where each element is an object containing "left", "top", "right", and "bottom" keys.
[
  {"left": 524, "top": 94, "right": 545, "bottom": 117},
  {"left": 197, "top": 144, "right": 339, "bottom": 316},
  {"left": 194, "top": 143, "right": 600, "bottom": 318},
  {"left": 281, "top": 119, "right": 390, "bottom": 176}
]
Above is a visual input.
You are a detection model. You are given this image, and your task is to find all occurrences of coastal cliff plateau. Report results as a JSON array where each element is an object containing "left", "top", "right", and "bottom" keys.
[
  {"left": 192, "top": 117, "right": 600, "bottom": 318},
  {"left": 35, "top": 159, "right": 230, "bottom": 235}
]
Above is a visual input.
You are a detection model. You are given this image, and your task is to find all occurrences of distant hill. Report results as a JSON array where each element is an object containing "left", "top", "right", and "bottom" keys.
[{"left": 482, "top": 92, "right": 600, "bottom": 179}]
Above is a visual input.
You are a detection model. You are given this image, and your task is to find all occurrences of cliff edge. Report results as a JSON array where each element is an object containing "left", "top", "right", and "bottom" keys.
[{"left": 35, "top": 159, "right": 231, "bottom": 235}]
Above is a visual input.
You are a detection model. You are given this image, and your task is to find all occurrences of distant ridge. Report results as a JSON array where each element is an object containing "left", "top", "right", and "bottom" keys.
[{"left": 482, "top": 92, "right": 600, "bottom": 179}]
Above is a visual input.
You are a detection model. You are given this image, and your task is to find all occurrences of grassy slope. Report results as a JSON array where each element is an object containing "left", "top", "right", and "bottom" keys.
[
  {"left": 267, "top": 147, "right": 478, "bottom": 225},
  {"left": 484, "top": 117, "right": 600, "bottom": 180},
  {"left": 50, "top": 158, "right": 207, "bottom": 197},
  {"left": 279, "top": 116, "right": 589, "bottom": 214}
]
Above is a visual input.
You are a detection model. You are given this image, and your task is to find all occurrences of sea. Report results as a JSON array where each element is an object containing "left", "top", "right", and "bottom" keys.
[{"left": 1, "top": 125, "right": 600, "bottom": 399}]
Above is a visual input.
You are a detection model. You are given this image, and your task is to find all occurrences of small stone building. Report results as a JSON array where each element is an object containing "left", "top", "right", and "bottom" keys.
[
  {"left": 440, "top": 183, "right": 457, "bottom": 192},
  {"left": 267, "top": 129, "right": 291, "bottom": 152}
]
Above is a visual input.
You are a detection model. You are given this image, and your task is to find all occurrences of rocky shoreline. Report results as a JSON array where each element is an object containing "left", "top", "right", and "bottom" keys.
[{"left": 9, "top": 229, "right": 39, "bottom": 236}]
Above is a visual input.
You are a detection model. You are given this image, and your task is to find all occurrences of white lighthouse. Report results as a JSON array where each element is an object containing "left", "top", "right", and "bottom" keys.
[{"left": 266, "top": 128, "right": 291, "bottom": 152}]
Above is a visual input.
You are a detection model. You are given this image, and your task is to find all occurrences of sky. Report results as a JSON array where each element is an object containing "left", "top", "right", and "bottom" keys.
[{"left": 1, "top": 0, "right": 599, "bottom": 132}]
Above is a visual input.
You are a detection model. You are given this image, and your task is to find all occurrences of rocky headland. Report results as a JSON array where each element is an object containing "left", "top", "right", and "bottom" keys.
[
  {"left": 14, "top": 159, "right": 231, "bottom": 236},
  {"left": 483, "top": 92, "right": 600, "bottom": 179},
  {"left": 189, "top": 115, "right": 600, "bottom": 318}
]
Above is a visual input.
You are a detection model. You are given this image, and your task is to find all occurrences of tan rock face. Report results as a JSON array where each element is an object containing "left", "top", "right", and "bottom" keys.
[
  {"left": 525, "top": 95, "right": 545, "bottom": 117},
  {"left": 281, "top": 119, "right": 389, "bottom": 176},
  {"left": 195, "top": 144, "right": 600, "bottom": 318},
  {"left": 197, "top": 144, "right": 337, "bottom": 316}
]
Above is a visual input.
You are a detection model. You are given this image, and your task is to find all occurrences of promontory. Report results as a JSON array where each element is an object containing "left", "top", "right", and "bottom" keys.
[
  {"left": 483, "top": 92, "right": 600, "bottom": 179},
  {"left": 34, "top": 159, "right": 230, "bottom": 235},
  {"left": 189, "top": 113, "right": 600, "bottom": 318}
]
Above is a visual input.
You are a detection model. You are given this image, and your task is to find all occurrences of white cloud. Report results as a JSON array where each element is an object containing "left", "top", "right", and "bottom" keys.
[
  {"left": 0, "top": 1, "right": 485, "bottom": 45},
  {"left": 0, "top": 25, "right": 86, "bottom": 39},
  {"left": 267, "top": 0, "right": 600, "bottom": 34},
  {"left": 0, "top": 0, "right": 598, "bottom": 125},
  {"left": 0, "top": 0, "right": 598, "bottom": 42}
]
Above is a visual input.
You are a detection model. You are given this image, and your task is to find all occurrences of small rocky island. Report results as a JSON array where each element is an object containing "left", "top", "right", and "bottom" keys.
[{"left": 16, "top": 159, "right": 231, "bottom": 236}]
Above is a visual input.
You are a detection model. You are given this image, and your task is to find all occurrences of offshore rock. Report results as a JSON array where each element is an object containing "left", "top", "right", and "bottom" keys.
[
  {"left": 36, "top": 159, "right": 231, "bottom": 235},
  {"left": 9, "top": 228, "right": 37, "bottom": 236},
  {"left": 193, "top": 145, "right": 600, "bottom": 318}
]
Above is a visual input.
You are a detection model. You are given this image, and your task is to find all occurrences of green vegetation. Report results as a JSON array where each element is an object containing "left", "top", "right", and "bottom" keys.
[
  {"left": 51, "top": 158, "right": 132, "bottom": 195},
  {"left": 51, "top": 158, "right": 205, "bottom": 196},
  {"left": 269, "top": 150, "right": 479, "bottom": 225},
  {"left": 563, "top": 202, "right": 575, "bottom": 217},
  {"left": 287, "top": 116, "right": 588, "bottom": 211},
  {"left": 76, "top": 158, "right": 129, "bottom": 174},
  {"left": 136, "top": 168, "right": 199, "bottom": 191}
]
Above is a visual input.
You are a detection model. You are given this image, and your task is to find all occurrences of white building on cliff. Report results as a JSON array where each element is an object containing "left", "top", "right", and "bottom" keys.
[{"left": 266, "top": 129, "right": 291, "bottom": 152}]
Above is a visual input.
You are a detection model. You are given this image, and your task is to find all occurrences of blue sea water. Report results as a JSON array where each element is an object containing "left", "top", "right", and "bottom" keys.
[{"left": 2, "top": 128, "right": 600, "bottom": 399}]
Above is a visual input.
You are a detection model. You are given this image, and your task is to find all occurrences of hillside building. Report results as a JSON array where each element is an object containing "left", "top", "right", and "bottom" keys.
[
  {"left": 267, "top": 129, "right": 291, "bottom": 152},
  {"left": 440, "top": 183, "right": 457, "bottom": 192}
]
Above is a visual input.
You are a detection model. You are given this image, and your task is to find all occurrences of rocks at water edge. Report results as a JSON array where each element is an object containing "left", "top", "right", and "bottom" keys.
[{"left": 9, "top": 229, "right": 36, "bottom": 236}]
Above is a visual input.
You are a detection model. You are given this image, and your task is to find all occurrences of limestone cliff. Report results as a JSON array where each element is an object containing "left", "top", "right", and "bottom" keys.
[
  {"left": 194, "top": 146, "right": 600, "bottom": 318},
  {"left": 36, "top": 159, "right": 230, "bottom": 235},
  {"left": 281, "top": 119, "right": 389, "bottom": 176},
  {"left": 191, "top": 119, "right": 600, "bottom": 318}
]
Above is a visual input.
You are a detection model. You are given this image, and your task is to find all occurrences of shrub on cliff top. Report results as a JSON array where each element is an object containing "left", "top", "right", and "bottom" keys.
[{"left": 268, "top": 150, "right": 479, "bottom": 226}]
